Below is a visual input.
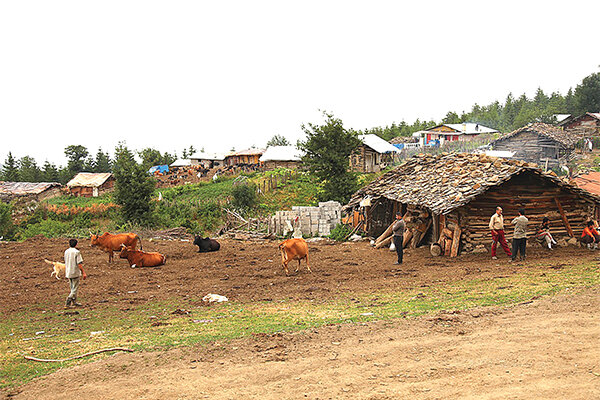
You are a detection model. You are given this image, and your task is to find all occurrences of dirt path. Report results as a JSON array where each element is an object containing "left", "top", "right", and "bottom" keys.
[{"left": 9, "top": 288, "right": 599, "bottom": 400}]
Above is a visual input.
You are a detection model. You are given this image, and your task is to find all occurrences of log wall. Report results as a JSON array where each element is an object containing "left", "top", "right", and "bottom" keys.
[
  {"left": 458, "top": 171, "right": 596, "bottom": 252},
  {"left": 493, "top": 131, "right": 572, "bottom": 168}
]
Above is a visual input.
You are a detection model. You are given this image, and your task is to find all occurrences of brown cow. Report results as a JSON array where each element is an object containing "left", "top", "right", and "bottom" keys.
[
  {"left": 278, "top": 238, "right": 311, "bottom": 276},
  {"left": 90, "top": 232, "right": 142, "bottom": 263},
  {"left": 119, "top": 245, "right": 166, "bottom": 268}
]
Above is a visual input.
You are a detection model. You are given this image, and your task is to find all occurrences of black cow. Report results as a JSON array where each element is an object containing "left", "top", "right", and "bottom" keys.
[{"left": 193, "top": 236, "right": 220, "bottom": 252}]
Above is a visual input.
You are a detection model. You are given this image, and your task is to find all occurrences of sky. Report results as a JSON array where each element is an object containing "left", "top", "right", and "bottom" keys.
[{"left": 1, "top": 0, "right": 599, "bottom": 166}]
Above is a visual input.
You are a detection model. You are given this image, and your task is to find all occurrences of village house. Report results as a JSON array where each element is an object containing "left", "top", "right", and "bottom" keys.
[
  {"left": 259, "top": 146, "right": 303, "bottom": 170},
  {"left": 224, "top": 148, "right": 265, "bottom": 166},
  {"left": 67, "top": 172, "right": 114, "bottom": 197},
  {"left": 573, "top": 171, "right": 600, "bottom": 199},
  {"left": 559, "top": 112, "right": 600, "bottom": 133},
  {"left": 490, "top": 122, "right": 579, "bottom": 169},
  {"left": 188, "top": 151, "right": 226, "bottom": 169},
  {"left": 0, "top": 181, "right": 62, "bottom": 203},
  {"left": 422, "top": 123, "right": 498, "bottom": 145},
  {"left": 350, "top": 134, "right": 400, "bottom": 173},
  {"left": 345, "top": 153, "right": 600, "bottom": 256}
]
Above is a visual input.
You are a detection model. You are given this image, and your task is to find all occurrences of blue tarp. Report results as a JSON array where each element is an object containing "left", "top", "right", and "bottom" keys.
[
  {"left": 393, "top": 143, "right": 404, "bottom": 150},
  {"left": 149, "top": 165, "right": 169, "bottom": 174}
]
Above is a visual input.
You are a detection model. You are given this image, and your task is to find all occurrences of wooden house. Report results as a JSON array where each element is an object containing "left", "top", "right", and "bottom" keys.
[
  {"left": 189, "top": 152, "right": 226, "bottom": 169},
  {"left": 350, "top": 134, "right": 400, "bottom": 173},
  {"left": 559, "top": 112, "right": 600, "bottom": 133},
  {"left": 224, "top": 148, "right": 265, "bottom": 166},
  {"left": 0, "top": 181, "right": 62, "bottom": 203},
  {"left": 67, "top": 173, "right": 114, "bottom": 197},
  {"left": 345, "top": 153, "right": 600, "bottom": 256},
  {"left": 491, "top": 123, "right": 579, "bottom": 169},
  {"left": 422, "top": 123, "right": 498, "bottom": 145},
  {"left": 259, "top": 146, "right": 303, "bottom": 170}
]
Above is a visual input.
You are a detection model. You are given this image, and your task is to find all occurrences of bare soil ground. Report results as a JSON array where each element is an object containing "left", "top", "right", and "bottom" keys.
[
  {"left": 7, "top": 288, "right": 600, "bottom": 400},
  {"left": 0, "top": 236, "right": 595, "bottom": 314},
  {"left": 1, "top": 238, "right": 599, "bottom": 399}
]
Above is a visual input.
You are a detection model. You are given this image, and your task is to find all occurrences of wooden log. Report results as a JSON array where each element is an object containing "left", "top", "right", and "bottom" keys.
[
  {"left": 374, "top": 221, "right": 395, "bottom": 245},
  {"left": 430, "top": 243, "right": 442, "bottom": 256},
  {"left": 450, "top": 224, "right": 461, "bottom": 257},
  {"left": 444, "top": 238, "right": 452, "bottom": 256},
  {"left": 442, "top": 227, "right": 454, "bottom": 239},
  {"left": 403, "top": 229, "right": 413, "bottom": 248},
  {"left": 555, "top": 198, "right": 574, "bottom": 237},
  {"left": 374, "top": 236, "right": 392, "bottom": 249}
]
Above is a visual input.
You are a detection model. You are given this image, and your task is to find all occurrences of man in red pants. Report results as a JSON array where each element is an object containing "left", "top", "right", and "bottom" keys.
[{"left": 489, "top": 206, "right": 512, "bottom": 259}]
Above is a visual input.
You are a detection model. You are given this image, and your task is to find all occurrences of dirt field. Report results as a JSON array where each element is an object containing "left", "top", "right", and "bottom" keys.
[
  {"left": 1, "top": 238, "right": 599, "bottom": 399},
  {"left": 1, "top": 236, "right": 596, "bottom": 314}
]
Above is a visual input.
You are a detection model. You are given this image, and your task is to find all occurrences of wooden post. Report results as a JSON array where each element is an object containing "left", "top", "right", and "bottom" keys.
[
  {"left": 450, "top": 224, "right": 461, "bottom": 257},
  {"left": 555, "top": 198, "right": 574, "bottom": 237},
  {"left": 438, "top": 214, "right": 446, "bottom": 241}
]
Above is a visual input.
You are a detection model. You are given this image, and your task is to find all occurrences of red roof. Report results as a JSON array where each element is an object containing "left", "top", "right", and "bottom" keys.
[{"left": 573, "top": 172, "right": 600, "bottom": 196}]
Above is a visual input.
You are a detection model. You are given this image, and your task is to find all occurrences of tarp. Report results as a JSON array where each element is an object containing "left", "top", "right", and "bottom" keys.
[
  {"left": 0, "top": 181, "right": 61, "bottom": 195},
  {"left": 66, "top": 173, "right": 113, "bottom": 188},
  {"left": 149, "top": 165, "right": 169, "bottom": 174},
  {"left": 259, "top": 146, "right": 302, "bottom": 162}
]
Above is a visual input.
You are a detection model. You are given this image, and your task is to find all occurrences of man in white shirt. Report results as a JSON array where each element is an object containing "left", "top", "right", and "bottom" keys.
[{"left": 64, "top": 238, "right": 87, "bottom": 307}]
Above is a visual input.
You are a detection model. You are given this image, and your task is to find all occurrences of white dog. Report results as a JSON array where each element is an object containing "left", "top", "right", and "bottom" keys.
[{"left": 44, "top": 259, "right": 66, "bottom": 280}]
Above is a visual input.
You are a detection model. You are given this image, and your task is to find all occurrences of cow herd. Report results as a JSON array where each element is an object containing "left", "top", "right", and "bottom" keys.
[{"left": 82, "top": 231, "right": 310, "bottom": 275}]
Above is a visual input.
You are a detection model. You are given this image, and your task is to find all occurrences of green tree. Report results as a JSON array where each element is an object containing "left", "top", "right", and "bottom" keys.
[
  {"left": 42, "top": 161, "right": 60, "bottom": 182},
  {"left": 231, "top": 183, "right": 257, "bottom": 211},
  {"left": 2, "top": 152, "right": 19, "bottom": 181},
  {"left": 93, "top": 148, "right": 112, "bottom": 172},
  {"left": 298, "top": 112, "right": 362, "bottom": 203},
  {"left": 565, "top": 88, "right": 575, "bottom": 114},
  {"left": 266, "top": 134, "right": 291, "bottom": 146},
  {"left": 138, "top": 148, "right": 176, "bottom": 171},
  {"left": 442, "top": 111, "right": 461, "bottom": 124},
  {"left": 574, "top": 72, "right": 600, "bottom": 114},
  {"left": 113, "top": 142, "right": 156, "bottom": 224},
  {"left": 18, "top": 156, "right": 42, "bottom": 182},
  {"left": 0, "top": 202, "right": 15, "bottom": 240},
  {"left": 64, "top": 145, "right": 89, "bottom": 175}
]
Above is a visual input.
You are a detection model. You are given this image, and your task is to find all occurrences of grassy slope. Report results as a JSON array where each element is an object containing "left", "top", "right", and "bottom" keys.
[{"left": 1, "top": 262, "right": 598, "bottom": 389}]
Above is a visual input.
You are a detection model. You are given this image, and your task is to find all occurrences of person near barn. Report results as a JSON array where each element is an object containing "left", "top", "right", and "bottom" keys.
[
  {"left": 489, "top": 206, "right": 512, "bottom": 260},
  {"left": 511, "top": 208, "right": 529, "bottom": 262},
  {"left": 535, "top": 217, "right": 557, "bottom": 249},
  {"left": 580, "top": 220, "right": 600, "bottom": 250},
  {"left": 391, "top": 212, "right": 405, "bottom": 265}
]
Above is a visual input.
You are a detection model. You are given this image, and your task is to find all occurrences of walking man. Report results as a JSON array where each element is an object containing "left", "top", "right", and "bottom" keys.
[
  {"left": 64, "top": 238, "right": 87, "bottom": 307},
  {"left": 511, "top": 208, "right": 529, "bottom": 262},
  {"left": 392, "top": 212, "right": 405, "bottom": 265},
  {"left": 489, "top": 206, "right": 512, "bottom": 260}
]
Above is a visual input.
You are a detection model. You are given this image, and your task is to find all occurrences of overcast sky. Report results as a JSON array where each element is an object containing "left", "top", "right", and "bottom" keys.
[{"left": 1, "top": 1, "right": 599, "bottom": 165}]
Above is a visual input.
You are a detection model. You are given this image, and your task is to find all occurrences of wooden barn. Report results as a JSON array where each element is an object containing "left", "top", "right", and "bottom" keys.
[
  {"left": 350, "top": 134, "right": 400, "bottom": 173},
  {"left": 559, "top": 112, "right": 600, "bottom": 133},
  {"left": 0, "top": 181, "right": 62, "bottom": 203},
  {"left": 345, "top": 153, "right": 600, "bottom": 256},
  {"left": 259, "top": 146, "right": 303, "bottom": 170},
  {"left": 67, "top": 172, "right": 115, "bottom": 197},
  {"left": 490, "top": 122, "right": 579, "bottom": 169},
  {"left": 224, "top": 148, "right": 265, "bottom": 166}
]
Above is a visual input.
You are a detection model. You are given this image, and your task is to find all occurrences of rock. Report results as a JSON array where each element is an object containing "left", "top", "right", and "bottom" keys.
[
  {"left": 557, "top": 239, "right": 568, "bottom": 247},
  {"left": 567, "top": 237, "right": 579, "bottom": 246},
  {"left": 472, "top": 245, "right": 488, "bottom": 254}
]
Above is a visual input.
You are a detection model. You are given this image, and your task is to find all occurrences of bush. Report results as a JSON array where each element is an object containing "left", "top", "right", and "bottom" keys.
[
  {"left": 0, "top": 202, "right": 15, "bottom": 240},
  {"left": 231, "top": 183, "right": 257, "bottom": 211},
  {"left": 328, "top": 223, "right": 353, "bottom": 242}
]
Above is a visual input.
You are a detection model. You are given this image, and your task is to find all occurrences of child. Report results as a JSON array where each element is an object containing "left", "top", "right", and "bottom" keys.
[
  {"left": 64, "top": 238, "right": 87, "bottom": 307},
  {"left": 535, "top": 217, "right": 557, "bottom": 249}
]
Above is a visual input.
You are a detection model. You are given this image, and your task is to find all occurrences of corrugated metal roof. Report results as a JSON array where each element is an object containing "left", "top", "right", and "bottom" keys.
[
  {"left": 359, "top": 134, "right": 401, "bottom": 154},
  {"left": 66, "top": 173, "right": 113, "bottom": 188},
  {"left": 0, "top": 181, "right": 61, "bottom": 195},
  {"left": 573, "top": 172, "right": 600, "bottom": 196},
  {"left": 189, "top": 151, "right": 226, "bottom": 161},
  {"left": 259, "top": 146, "right": 303, "bottom": 162}
]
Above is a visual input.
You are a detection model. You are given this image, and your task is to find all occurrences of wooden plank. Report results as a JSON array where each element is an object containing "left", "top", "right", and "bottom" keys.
[
  {"left": 555, "top": 198, "right": 574, "bottom": 237},
  {"left": 439, "top": 214, "right": 446, "bottom": 241},
  {"left": 450, "top": 224, "right": 461, "bottom": 257}
]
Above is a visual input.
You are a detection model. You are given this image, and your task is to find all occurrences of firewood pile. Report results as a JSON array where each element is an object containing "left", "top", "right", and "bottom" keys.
[
  {"left": 371, "top": 207, "right": 431, "bottom": 250},
  {"left": 218, "top": 208, "right": 274, "bottom": 240}
]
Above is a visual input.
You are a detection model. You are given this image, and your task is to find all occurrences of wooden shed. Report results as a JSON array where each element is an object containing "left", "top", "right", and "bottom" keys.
[
  {"left": 350, "top": 134, "right": 400, "bottom": 173},
  {"left": 259, "top": 146, "right": 303, "bottom": 170},
  {"left": 491, "top": 122, "right": 579, "bottom": 168},
  {"left": 559, "top": 112, "right": 600, "bottom": 133},
  {"left": 345, "top": 153, "right": 600, "bottom": 256},
  {"left": 0, "top": 181, "right": 62, "bottom": 203},
  {"left": 67, "top": 173, "right": 115, "bottom": 197},
  {"left": 224, "top": 148, "right": 265, "bottom": 166}
]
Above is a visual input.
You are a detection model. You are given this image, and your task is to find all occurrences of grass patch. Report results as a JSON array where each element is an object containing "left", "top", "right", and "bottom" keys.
[{"left": 2, "top": 261, "right": 598, "bottom": 389}]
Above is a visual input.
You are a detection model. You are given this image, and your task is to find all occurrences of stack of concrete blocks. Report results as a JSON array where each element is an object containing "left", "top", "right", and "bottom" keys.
[{"left": 270, "top": 201, "right": 341, "bottom": 237}]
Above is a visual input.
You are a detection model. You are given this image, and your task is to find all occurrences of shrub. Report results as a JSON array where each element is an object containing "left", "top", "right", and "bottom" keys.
[
  {"left": 0, "top": 202, "right": 15, "bottom": 240},
  {"left": 231, "top": 183, "right": 257, "bottom": 211},
  {"left": 328, "top": 223, "right": 353, "bottom": 242}
]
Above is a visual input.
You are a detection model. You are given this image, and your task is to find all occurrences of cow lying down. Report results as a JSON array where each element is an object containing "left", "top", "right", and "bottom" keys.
[
  {"left": 279, "top": 238, "right": 311, "bottom": 276},
  {"left": 193, "top": 236, "right": 220, "bottom": 252},
  {"left": 119, "top": 245, "right": 166, "bottom": 268}
]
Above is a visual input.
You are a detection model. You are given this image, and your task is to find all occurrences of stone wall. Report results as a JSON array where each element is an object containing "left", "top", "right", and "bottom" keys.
[{"left": 270, "top": 201, "right": 342, "bottom": 237}]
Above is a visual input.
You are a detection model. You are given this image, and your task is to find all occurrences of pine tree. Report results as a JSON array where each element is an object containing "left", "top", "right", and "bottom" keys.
[
  {"left": 42, "top": 161, "right": 60, "bottom": 182},
  {"left": 2, "top": 152, "right": 19, "bottom": 181}
]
